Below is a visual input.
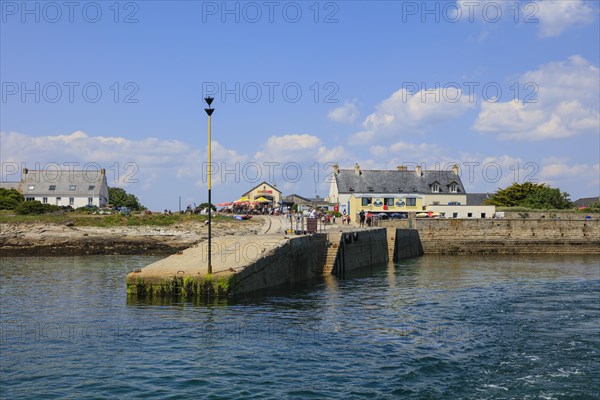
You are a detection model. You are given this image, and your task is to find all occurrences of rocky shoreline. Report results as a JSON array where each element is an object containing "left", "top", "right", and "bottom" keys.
[{"left": 0, "top": 219, "right": 263, "bottom": 257}]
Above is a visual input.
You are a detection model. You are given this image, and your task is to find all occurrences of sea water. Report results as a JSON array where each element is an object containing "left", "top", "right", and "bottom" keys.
[{"left": 1, "top": 254, "right": 598, "bottom": 399}]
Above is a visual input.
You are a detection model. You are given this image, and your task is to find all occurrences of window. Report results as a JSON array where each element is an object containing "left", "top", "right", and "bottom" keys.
[
  {"left": 481, "top": 213, "right": 486, "bottom": 218},
  {"left": 56, "top": 197, "right": 62, "bottom": 202},
  {"left": 69, "top": 185, "right": 76, "bottom": 191},
  {"left": 69, "top": 197, "right": 75, "bottom": 205},
  {"left": 431, "top": 183, "right": 440, "bottom": 193},
  {"left": 367, "top": 187, "right": 374, "bottom": 192},
  {"left": 385, "top": 197, "right": 394, "bottom": 206},
  {"left": 88, "top": 197, "right": 93, "bottom": 205},
  {"left": 448, "top": 201, "right": 461, "bottom": 206},
  {"left": 433, "top": 201, "right": 440, "bottom": 205},
  {"left": 453, "top": 213, "right": 458, "bottom": 218},
  {"left": 397, "top": 187, "right": 402, "bottom": 192},
  {"left": 406, "top": 198, "right": 417, "bottom": 207},
  {"left": 362, "top": 197, "right": 372, "bottom": 206},
  {"left": 467, "top": 213, "right": 473, "bottom": 218},
  {"left": 449, "top": 184, "right": 458, "bottom": 193},
  {"left": 88, "top": 185, "right": 95, "bottom": 191},
  {"left": 49, "top": 185, "right": 56, "bottom": 191},
  {"left": 28, "top": 185, "right": 35, "bottom": 190},
  {"left": 43, "top": 197, "right": 48, "bottom": 204},
  {"left": 348, "top": 187, "right": 354, "bottom": 192},
  {"left": 26, "top": 197, "right": 35, "bottom": 201}
]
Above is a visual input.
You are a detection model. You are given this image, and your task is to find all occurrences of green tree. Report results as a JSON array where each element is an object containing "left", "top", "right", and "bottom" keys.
[
  {"left": 484, "top": 182, "right": 571, "bottom": 209},
  {"left": 0, "top": 188, "right": 24, "bottom": 210},
  {"left": 108, "top": 187, "right": 144, "bottom": 211},
  {"left": 585, "top": 200, "right": 600, "bottom": 212},
  {"left": 197, "top": 202, "right": 216, "bottom": 212}
]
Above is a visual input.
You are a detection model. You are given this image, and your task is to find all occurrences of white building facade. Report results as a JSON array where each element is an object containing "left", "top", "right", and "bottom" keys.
[{"left": 1, "top": 168, "right": 109, "bottom": 208}]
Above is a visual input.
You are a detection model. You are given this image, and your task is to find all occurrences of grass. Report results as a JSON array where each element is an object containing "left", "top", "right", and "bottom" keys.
[{"left": 0, "top": 210, "right": 231, "bottom": 227}]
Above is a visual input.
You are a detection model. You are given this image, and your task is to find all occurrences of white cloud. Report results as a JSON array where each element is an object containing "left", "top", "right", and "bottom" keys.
[
  {"left": 0, "top": 130, "right": 249, "bottom": 209},
  {"left": 253, "top": 133, "right": 351, "bottom": 164},
  {"left": 454, "top": 0, "right": 595, "bottom": 37},
  {"left": 473, "top": 56, "right": 600, "bottom": 140},
  {"left": 328, "top": 100, "right": 359, "bottom": 124},
  {"left": 253, "top": 134, "right": 322, "bottom": 162},
  {"left": 536, "top": 0, "right": 595, "bottom": 37},
  {"left": 350, "top": 87, "right": 475, "bottom": 144}
]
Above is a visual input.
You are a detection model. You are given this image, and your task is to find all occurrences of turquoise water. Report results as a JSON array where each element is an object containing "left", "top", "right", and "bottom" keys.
[{"left": 1, "top": 254, "right": 599, "bottom": 399}]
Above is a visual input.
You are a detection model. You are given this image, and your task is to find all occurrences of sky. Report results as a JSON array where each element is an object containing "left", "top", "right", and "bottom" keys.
[{"left": 1, "top": 0, "right": 599, "bottom": 210}]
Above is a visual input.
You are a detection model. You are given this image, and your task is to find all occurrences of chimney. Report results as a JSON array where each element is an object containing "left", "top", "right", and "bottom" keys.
[
  {"left": 100, "top": 168, "right": 106, "bottom": 176},
  {"left": 333, "top": 163, "right": 339, "bottom": 174},
  {"left": 21, "top": 168, "right": 28, "bottom": 182},
  {"left": 354, "top": 163, "right": 361, "bottom": 176},
  {"left": 452, "top": 164, "right": 459, "bottom": 175},
  {"left": 396, "top": 166, "right": 408, "bottom": 172},
  {"left": 415, "top": 165, "right": 422, "bottom": 177}
]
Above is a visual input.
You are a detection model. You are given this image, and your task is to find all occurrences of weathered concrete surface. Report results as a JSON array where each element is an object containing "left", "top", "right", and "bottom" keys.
[
  {"left": 126, "top": 224, "right": 391, "bottom": 299},
  {"left": 392, "top": 229, "right": 424, "bottom": 261},
  {"left": 328, "top": 229, "right": 389, "bottom": 276},
  {"left": 126, "top": 233, "right": 292, "bottom": 298}
]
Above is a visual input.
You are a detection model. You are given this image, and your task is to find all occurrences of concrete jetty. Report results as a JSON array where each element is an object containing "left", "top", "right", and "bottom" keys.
[{"left": 126, "top": 216, "right": 400, "bottom": 299}]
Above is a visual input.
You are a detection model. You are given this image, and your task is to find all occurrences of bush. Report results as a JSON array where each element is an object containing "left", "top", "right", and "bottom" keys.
[
  {"left": 15, "top": 201, "right": 59, "bottom": 215},
  {"left": 0, "top": 188, "right": 24, "bottom": 210},
  {"left": 584, "top": 200, "right": 600, "bottom": 213}
]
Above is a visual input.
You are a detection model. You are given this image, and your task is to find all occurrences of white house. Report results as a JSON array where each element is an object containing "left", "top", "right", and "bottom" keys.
[
  {"left": 327, "top": 163, "right": 468, "bottom": 217},
  {"left": 1, "top": 168, "right": 109, "bottom": 208}
]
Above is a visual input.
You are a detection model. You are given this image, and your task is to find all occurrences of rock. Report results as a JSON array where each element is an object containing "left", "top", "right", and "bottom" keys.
[{"left": 65, "top": 221, "right": 75, "bottom": 227}]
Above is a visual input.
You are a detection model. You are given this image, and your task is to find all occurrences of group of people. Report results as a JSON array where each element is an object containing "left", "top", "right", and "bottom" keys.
[{"left": 358, "top": 210, "right": 376, "bottom": 227}]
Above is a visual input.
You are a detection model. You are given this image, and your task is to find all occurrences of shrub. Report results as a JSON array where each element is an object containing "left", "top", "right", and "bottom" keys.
[
  {"left": 15, "top": 200, "right": 59, "bottom": 215},
  {"left": 0, "top": 188, "right": 24, "bottom": 210}
]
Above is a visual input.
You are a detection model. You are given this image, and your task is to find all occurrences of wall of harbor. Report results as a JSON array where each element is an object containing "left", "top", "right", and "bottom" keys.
[
  {"left": 379, "top": 217, "right": 600, "bottom": 254},
  {"left": 330, "top": 229, "right": 389, "bottom": 275}
]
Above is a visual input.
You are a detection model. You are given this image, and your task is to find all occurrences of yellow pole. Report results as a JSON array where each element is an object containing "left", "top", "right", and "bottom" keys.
[
  {"left": 207, "top": 114, "right": 212, "bottom": 274},
  {"left": 208, "top": 115, "right": 211, "bottom": 191}
]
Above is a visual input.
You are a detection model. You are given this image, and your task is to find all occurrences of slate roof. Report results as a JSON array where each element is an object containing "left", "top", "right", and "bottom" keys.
[
  {"left": 13, "top": 170, "right": 107, "bottom": 196},
  {"left": 335, "top": 169, "right": 466, "bottom": 194},
  {"left": 0, "top": 182, "right": 21, "bottom": 191},
  {"left": 467, "top": 193, "right": 493, "bottom": 205}
]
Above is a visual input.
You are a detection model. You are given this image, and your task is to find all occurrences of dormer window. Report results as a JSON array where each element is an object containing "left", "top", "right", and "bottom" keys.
[
  {"left": 397, "top": 187, "right": 402, "bottom": 192},
  {"left": 367, "top": 187, "right": 374, "bottom": 192},
  {"left": 49, "top": 185, "right": 56, "bottom": 191},
  {"left": 348, "top": 187, "right": 354, "bottom": 192},
  {"left": 431, "top": 183, "right": 440, "bottom": 193},
  {"left": 88, "top": 185, "right": 95, "bottom": 191},
  {"left": 449, "top": 184, "right": 458, "bottom": 193},
  {"left": 28, "top": 185, "right": 35, "bottom": 190},
  {"left": 69, "top": 185, "right": 76, "bottom": 191}
]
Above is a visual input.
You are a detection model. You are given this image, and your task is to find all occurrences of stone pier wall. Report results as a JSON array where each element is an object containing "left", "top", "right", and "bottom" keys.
[
  {"left": 228, "top": 234, "right": 329, "bottom": 296},
  {"left": 379, "top": 218, "right": 600, "bottom": 254},
  {"left": 332, "top": 229, "right": 389, "bottom": 274}
]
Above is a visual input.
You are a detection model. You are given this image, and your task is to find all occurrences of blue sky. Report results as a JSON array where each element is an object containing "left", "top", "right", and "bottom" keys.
[{"left": 1, "top": 0, "right": 599, "bottom": 210}]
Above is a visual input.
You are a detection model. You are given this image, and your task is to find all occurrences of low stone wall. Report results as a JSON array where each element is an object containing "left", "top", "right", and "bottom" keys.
[
  {"left": 379, "top": 218, "right": 599, "bottom": 254},
  {"left": 501, "top": 211, "right": 599, "bottom": 220}
]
